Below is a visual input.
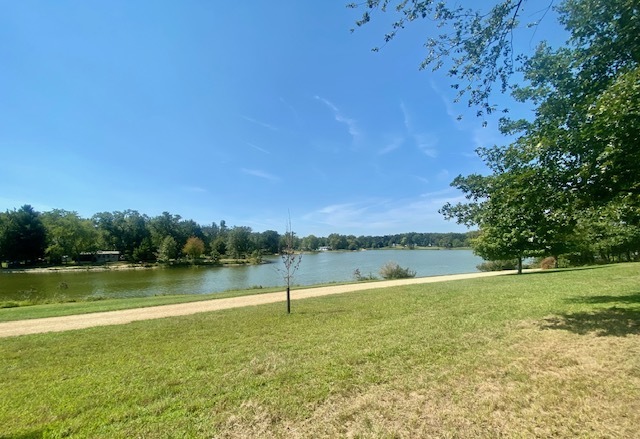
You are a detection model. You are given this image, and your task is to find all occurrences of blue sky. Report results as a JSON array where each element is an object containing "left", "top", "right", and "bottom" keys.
[{"left": 0, "top": 1, "right": 562, "bottom": 237}]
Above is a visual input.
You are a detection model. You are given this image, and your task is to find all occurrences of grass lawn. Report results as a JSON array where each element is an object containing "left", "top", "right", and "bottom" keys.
[
  {"left": 1, "top": 264, "right": 639, "bottom": 438},
  {"left": 0, "top": 286, "right": 285, "bottom": 322},
  {"left": 0, "top": 281, "right": 364, "bottom": 322}
]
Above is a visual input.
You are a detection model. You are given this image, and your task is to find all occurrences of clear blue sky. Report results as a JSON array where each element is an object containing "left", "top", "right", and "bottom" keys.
[{"left": 0, "top": 1, "right": 561, "bottom": 237}]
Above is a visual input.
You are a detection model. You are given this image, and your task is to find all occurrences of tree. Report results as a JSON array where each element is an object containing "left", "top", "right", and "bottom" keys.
[
  {"left": 301, "top": 234, "right": 319, "bottom": 251},
  {"left": 0, "top": 205, "right": 47, "bottom": 263},
  {"left": 92, "top": 210, "right": 151, "bottom": 261},
  {"left": 157, "top": 235, "right": 179, "bottom": 262},
  {"left": 148, "top": 212, "right": 183, "bottom": 250},
  {"left": 41, "top": 209, "right": 98, "bottom": 264},
  {"left": 183, "top": 237, "right": 205, "bottom": 261},
  {"left": 327, "top": 233, "right": 348, "bottom": 250},
  {"left": 210, "top": 236, "right": 227, "bottom": 257},
  {"left": 278, "top": 217, "right": 302, "bottom": 314},
  {"left": 355, "top": 0, "right": 640, "bottom": 262},
  {"left": 227, "top": 226, "right": 253, "bottom": 259},
  {"left": 349, "top": 0, "right": 555, "bottom": 117},
  {"left": 442, "top": 156, "right": 576, "bottom": 273},
  {"left": 257, "top": 230, "right": 281, "bottom": 254}
]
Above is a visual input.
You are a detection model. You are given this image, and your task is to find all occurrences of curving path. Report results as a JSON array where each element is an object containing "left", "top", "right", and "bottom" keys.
[{"left": 0, "top": 270, "right": 523, "bottom": 338}]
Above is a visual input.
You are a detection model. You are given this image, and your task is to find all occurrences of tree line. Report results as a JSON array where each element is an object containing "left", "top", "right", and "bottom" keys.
[{"left": 0, "top": 205, "right": 474, "bottom": 266}]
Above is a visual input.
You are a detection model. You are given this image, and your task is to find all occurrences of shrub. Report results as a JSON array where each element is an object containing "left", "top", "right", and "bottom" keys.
[
  {"left": 539, "top": 256, "right": 557, "bottom": 269},
  {"left": 353, "top": 268, "right": 378, "bottom": 281},
  {"left": 476, "top": 260, "right": 518, "bottom": 272},
  {"left": 379, "top": 261, "right": 416, "bottom": 279}
]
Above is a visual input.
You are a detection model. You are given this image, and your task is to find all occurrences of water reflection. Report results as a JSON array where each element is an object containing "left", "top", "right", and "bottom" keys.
[{"left": 0, "top": 250, "right": 483, "bottom": 301}]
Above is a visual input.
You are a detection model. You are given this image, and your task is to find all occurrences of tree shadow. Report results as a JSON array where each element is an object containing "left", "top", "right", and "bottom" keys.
[
  {"left": 0, "top": 430, "right": 45, "bottom": 439},
  {"left": 522, "top": 265, "right": 609, "bottom": 276},
  {"left": 566, "top": 293, "right": 640, "bottom": 305},
  {"left": 540, "top": 307, "right": 640, "bottom": 337}
]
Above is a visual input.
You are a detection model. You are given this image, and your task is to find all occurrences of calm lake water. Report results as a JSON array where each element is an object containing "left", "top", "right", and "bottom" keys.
[{"left": 0, "top": 249, "right": 483, "bottom": 302}]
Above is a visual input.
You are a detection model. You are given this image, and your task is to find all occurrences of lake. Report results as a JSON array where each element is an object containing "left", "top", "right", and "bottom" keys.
[{"left": 0, "top": 249, "right": 484, "bottom": 302}]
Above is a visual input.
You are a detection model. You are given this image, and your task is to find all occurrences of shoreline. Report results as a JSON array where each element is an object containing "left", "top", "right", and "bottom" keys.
[
  {"left": 0, "top": 269, "right": 528, "bottom": 337},
  {"left": 1, "top": 260, "right": 272, "bottom": 274},
  {"left": 1, "top": 263, "right": 158, "bottom": 274}
]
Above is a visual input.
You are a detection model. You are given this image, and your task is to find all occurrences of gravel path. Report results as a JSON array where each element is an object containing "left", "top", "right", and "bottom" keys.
[{"left": 0, "top": 270, "right": 520, "bottom": 338}]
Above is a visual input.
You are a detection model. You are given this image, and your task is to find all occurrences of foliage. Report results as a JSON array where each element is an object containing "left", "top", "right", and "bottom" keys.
[
  {"left": 353, "top": 268, "right": 378, "bottom": 281},
  {"left": 226, "top": 226, "right": 253, "bottom": 259},
  {"left": 423, "top": 0, "right": 640, "bottom": 267},
  {"left": 0, "top": 205, "right": 47, "bottom": 263},
  {"left": 476, "top": 259, "right": 518, "bottom": 272},
  {"left": 301, "top": 234, "right": 320, "bottom": 251},
  {"left": 379, "top": 261, "right": 416, "bottom": 279},
  {"left": 40, "top": 209, "right": 98, "bottom": 263},
  {"left": 92, "top": 210, "right": 151, "bottom": 262},
  {"left": 539, "top": 256, "right": 557, "bottom": 270},
  {"left": 183, "top": 237, "right": 205, "bottom": 261},
  {"left": 349, "top": 0, "right": 553, "bottom": 118},
  {"left": 157, "top": 235, "right": 179, "bottom": 262}
]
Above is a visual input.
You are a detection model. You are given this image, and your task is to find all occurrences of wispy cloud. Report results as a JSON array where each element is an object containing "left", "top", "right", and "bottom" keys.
[
  {"left": 400, "top": 101, "right": 411, "bottom": 131},
  {"left": 247, "top": 142, "right": 270, "bottom": 154},
  {"left": 303, "top": 190, "right": 469, "bottom": 235},
  {"left": 279, "top": 97, "right": 301, "bottom": 125},
  {"left": 413, "top": 175, "right": 430, "bottom": 184},
  {"left": 241, "top": 115, "right": 278, "bottom": 131},
  {"left": 241, "top": 168, "right": 281, "bottom": 182},
  {"left": 429, "top": 79, "right": 460, "bottom": 124},
  {"left": 378, "top": 136, "right": 404, "bottom": 155},
  {"left": 472, "top": 126, "right": 503, "bottom": 151},
  {"left": 414, "top": 133, "right": 438, "bottom": 158},
  {"left": 399, "top": 103, "right": 439, "bottom": 158},
  {"left": 314, "top": 95, "right": 362, "bottom": 143},
  {"left": 437, "top": 169, "right": 451, "bottom": 181}
]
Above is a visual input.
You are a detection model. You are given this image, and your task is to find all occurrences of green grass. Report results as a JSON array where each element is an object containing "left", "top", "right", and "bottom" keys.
[
  {"left": 0, "top": 280, "right": 353, "bottom": 322},
  {"left": 0, "top": 286, "right": 282, "bottom": 322},
  {"left": 1, "top": 264, "right": 639, "bottom": 438}
]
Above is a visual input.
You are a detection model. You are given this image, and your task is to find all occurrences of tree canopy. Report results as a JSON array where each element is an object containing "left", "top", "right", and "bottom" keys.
[{"left": 353, "top": 0, "right": 640, "bottom": 267}]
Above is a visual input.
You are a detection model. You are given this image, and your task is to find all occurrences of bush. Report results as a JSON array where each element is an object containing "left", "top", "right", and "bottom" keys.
[
  {"left": 379, "top": 261, "right": 416, "bottom": 279},
  {"left": 539, "top": 256, "right": 557, "bottom": 269},
  {"left": 353, "top": 268, "right": 378, "bottom": 281},
  {"left": 476, "top": 260, "right": 518, "bottom": 272}
]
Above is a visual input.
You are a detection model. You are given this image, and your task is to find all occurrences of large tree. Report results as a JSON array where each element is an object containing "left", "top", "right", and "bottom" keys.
[
  {"left": 41, "top": 209, "right": 98, "bottom": 263},
  {"left": 354, "top": 0, "right": 640, "bottom": 261},
  {"left": 226, "top": 226, "right": 253, "bottom": 259},
  {"left": 92, "top": 210, "right": 151, "bottom": 261},
  {"left": 0, "top": 205, "right": 47, "bottom": 263}
]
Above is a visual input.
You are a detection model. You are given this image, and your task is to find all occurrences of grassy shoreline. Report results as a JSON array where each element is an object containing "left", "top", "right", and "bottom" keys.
[
  {"left": 0, "top": 279, "right": 376, "bottom": 322},
  {"left": 1, "top": 263, "right": 638, "bottom": 437}
]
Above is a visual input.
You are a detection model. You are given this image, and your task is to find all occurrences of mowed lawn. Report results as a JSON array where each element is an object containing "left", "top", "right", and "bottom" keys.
[{"left": 1, "top": 264, "right": 639, "bottom": 438}]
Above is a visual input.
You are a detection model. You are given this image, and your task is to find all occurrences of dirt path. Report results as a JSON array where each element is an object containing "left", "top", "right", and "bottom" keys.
[{"left": 0, "top": 270, "right": 522, "bottom": 338}]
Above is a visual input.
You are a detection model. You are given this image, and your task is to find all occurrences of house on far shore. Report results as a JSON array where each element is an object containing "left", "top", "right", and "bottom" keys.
[{"left": 79, "top": 251, "right": 121, "bottom": 264}]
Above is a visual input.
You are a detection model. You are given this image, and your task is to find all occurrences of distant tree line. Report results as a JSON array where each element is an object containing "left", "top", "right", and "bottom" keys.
[
  {"left": 0, "top": 205, "right": 474, "bottom": 266},
  {"left": 1, "top": 205, "right": 637, "bottom": 268}
]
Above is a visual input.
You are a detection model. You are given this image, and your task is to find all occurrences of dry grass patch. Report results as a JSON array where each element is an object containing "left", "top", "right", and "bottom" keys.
[{"left": 212, "top": 320, "right": 640, "bottom": 439}]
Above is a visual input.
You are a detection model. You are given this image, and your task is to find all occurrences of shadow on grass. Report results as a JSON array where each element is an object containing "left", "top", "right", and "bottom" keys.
[
  {"left": 565, "top": 293, "right": 640, "bottom": 305},
  {"left": 540, "top": 307, "right": 640, "bottom": 337},
  {"left": 0, "top": 430, "right": 45, "bottom": 439},
  {"left": 522, "top": 265, "right": 609, "bottom": 276}
]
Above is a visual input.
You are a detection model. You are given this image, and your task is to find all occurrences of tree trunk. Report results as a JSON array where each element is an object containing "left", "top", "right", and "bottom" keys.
[
  {"left": 517, "top": 256, "right": 523, "bottom": 274},
  {"left": 286, "top": 286, "right": 291, "bottom": 314}
]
